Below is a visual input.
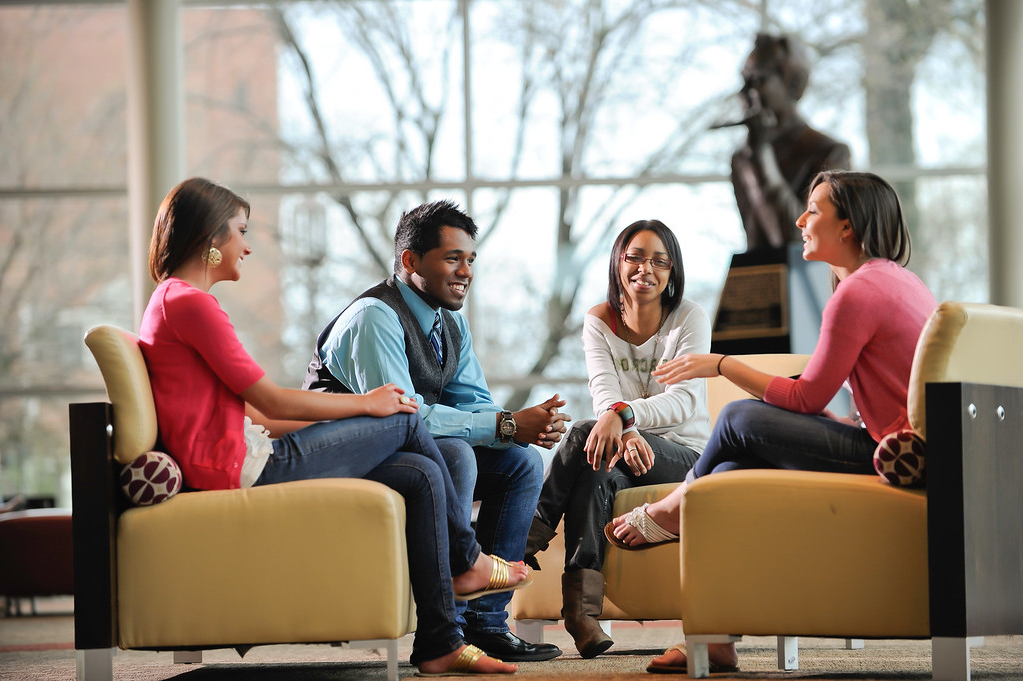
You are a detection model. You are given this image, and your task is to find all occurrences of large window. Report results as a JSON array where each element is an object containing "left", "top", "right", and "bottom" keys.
[{"left": 0, "top": 0, "right": 987, "bottom": 505}]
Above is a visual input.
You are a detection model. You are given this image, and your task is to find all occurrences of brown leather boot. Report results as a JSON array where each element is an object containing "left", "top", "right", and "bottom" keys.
[
  {"left": 524, "top": 517, "right": 557, "bottom": 570},
  {"left": 561, "top": 568, "right": 613, "bottom": 658}
]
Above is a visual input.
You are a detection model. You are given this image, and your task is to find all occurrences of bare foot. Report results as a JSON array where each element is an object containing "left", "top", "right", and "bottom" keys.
[
  {"left": 652, "top": 642, "right": 738, "bottom": 670},
  {"left": 610, "top": 500, "right": 679, "bottom": 547},
  {"left": 609, "top": 512, "right": 648, "bottom": 547},
  {"left": 417, "top": 644, "right": 517, "bottom": 675},
  {"left": 650, "top": 646, "right": 686, "bottom": 668},
  {"left": 452, "top": 553, "right": 529, "bottom": 596},
  {"left": 709, "top": 642, "right": 740, "bottom": 668}
]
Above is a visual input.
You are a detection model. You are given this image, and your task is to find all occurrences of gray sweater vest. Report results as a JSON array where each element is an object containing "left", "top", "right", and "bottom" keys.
[{"left": 302, "top": 277, "right": 461, "bottom": 406}]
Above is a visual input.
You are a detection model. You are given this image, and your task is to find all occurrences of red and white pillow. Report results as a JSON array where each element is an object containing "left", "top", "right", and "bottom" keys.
[
  {"left": 120, "top": 451, "right": 183, "bottom": 505},
  {"left": 873, "top": 430, "right": 926, "bottom": 487}
]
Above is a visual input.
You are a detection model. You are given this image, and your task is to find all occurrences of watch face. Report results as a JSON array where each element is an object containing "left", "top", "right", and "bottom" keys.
[{"left": 500, "top": 413, "right": 516, "bottom": 437}]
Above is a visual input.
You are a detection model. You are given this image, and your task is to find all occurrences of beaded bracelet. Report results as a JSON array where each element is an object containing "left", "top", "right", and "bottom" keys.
[{"left": 607, "top": 401, "right": 636, "bottom": 432}]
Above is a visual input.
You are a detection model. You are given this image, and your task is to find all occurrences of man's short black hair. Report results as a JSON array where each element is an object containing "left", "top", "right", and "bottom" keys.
[{"left": 393, "top": 200, "right": 478, "bottom": 274}]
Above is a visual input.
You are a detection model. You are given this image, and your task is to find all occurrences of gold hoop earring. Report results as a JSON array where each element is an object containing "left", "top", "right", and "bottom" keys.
[{"left": 202, "top": 247, "right": 223, "bottom": 267}]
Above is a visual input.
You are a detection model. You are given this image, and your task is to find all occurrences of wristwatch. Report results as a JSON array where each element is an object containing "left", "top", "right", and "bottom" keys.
[{"left": 498, "top": 410, "right": 517, "bottom": 443}]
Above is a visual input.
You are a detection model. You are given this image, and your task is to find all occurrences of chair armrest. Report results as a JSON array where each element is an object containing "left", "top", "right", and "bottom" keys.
[{"left": 926, "top": 382, "right": 1023, "bottom": 638}]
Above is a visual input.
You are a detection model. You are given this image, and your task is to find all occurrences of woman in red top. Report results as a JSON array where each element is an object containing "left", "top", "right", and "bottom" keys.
[
  {"left": 140, "top": 177, "right": 529, "bottom": 675},
  {"left": 607, "top": 170, "right": 936, "bottom": 673}
]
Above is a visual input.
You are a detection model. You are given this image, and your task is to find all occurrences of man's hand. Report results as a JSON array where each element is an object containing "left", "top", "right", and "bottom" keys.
[
  {"left": 513, "top": 394, "right": 571, "bottom": 450},
  {"left": 741, "top": 89, "right": 778, "bottom": 149}
]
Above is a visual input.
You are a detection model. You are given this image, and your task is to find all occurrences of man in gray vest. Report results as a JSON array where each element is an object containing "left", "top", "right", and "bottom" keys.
[{"left": 303, "top": 200, "right": 570, "bottom": 661}]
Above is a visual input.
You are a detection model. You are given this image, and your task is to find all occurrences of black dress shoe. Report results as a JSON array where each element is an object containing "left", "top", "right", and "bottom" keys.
[{"left": 463, "top": 629, "right": 563, "bottom": 662}]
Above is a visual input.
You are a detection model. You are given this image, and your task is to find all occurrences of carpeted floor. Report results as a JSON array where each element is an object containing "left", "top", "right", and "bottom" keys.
[{"left": 2, "top": 597, "right": 1021, "bottom": 680}]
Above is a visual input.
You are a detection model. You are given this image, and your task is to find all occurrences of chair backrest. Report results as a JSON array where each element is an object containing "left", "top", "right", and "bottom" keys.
[
  {"left": 83, "top": 325, "right": 158, "bottom": 465},
  {"left": 706, "top": 353, "right": 811, "bottom": 425},
  {"left": 908, "top": 301, "right": 1023, "bottom": 440}
]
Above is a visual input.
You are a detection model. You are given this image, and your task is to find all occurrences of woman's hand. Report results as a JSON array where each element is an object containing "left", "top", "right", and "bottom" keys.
[
  {"left": 655, "top": 353, "right": 771, "bottom": 401},
  {"left": 362, "top": 383, "right": 419, "bottom": 417},
  {"left": 584, "top": 410, "right": 623, "bottom": 472},
  {"left": 653, "top": 354, "right": 722, "bottom": 384},
  {"left": 621, "top": 432, "right": 654, "bottom": 477}
]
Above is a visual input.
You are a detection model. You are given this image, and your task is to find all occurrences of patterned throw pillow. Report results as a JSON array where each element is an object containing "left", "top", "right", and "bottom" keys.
[
  {"left": 873, "top": 430, "right": 926, "bottom": 487},
  {"left": 120, "top": 451, "right": 183, "bottom": 505}
]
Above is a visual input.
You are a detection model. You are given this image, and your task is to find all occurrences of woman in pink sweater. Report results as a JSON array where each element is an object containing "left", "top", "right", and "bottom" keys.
[{"left": 608, "top": 170, "right": 936, "bottom": 673}]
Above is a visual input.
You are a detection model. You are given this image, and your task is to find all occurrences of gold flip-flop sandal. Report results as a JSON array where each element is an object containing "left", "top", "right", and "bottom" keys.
[
  {"left": 454, "top": 554, "right": 533, "bottom": 601},
  {"left": 415, "top": 644, "right": 505, "bottom": 676}
]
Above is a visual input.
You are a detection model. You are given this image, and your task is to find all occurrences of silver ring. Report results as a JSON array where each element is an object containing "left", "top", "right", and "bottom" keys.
[{"left": 399, "top": 395, "right": 412, "bottom": 405}]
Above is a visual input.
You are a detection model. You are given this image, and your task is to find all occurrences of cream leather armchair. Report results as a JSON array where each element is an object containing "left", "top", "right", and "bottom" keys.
[
  {"left": 511, "top": 355, "right": 810, "bottom": 647},
  {"left": 71, "top": 326, "right": 414, "bottom": 681},
  {"left": 680, "top": 302, "right": 1023, "bottom": 679}
]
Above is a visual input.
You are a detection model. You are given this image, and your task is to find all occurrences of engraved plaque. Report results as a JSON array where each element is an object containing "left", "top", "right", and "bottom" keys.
[{"left": 712, "top": 263, "right": 789, "bottom": 340}]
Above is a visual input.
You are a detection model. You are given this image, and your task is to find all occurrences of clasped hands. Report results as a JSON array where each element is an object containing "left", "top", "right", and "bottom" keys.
[{"left": 514, "top": 394, "right": 572, "bottom": 450}]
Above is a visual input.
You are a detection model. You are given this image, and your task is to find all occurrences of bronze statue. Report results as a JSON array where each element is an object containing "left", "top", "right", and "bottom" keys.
[{"left": 724, "top": 33, "right": 851, "bottom": 251}]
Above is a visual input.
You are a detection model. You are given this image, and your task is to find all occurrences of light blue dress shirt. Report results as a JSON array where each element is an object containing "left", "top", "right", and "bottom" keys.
[{"left": 320, "top": 278, "right": 505, "bottom": 446}]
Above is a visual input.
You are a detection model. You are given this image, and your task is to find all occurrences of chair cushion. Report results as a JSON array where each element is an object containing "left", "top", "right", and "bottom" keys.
[
  {"left": 116, "top": 477, "right": 413, "bottom": 649},
  {"left": 84, "top": 325, "right": 158, "bottom": 464},
  {"left": 873, "top": 430, "right": 926, "bottom": 487},
  {"left": 680, "top": 469, "right": 929, "bottom": 637},
  {"left": 120, "top": 451, "right": 183, "bottom": 505}
]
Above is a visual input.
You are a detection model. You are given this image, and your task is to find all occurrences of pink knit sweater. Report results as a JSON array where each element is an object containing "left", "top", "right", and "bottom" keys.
[{"left": 763, "top": 259, "right": 936, "bottom": 441}]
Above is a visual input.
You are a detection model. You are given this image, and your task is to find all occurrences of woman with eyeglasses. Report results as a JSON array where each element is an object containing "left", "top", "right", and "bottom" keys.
[
  {"left": 610, "top": 171, "right": 936, "bottom": 674},
  {"left": 523, "top": 219, "right": 712, "bottom": 658}
]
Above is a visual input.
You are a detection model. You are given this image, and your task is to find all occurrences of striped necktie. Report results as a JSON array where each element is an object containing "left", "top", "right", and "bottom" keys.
[{"left": 429, "top": 313, "right": 443, "bottom": 364}]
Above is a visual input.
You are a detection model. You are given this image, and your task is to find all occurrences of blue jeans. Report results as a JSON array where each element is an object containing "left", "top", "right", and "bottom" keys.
[
  {"left": 535, "top": 420, "right": 699, "bottom": 571},
  {"left": 434, "top": 438, "right": 543, "bottom": 633},
  {"left": 255, "top": 413, "right": 480, "bottom": 665},
  {"left": 692, "top": 400, "right": 877, "bottom": 478}
]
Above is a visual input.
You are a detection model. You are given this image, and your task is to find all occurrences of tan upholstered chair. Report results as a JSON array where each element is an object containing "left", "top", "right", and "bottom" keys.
[
  {"left": 511, "top": 355, "right": 810, "bottom": 646},
  {"left": 72, "top": 326, "right": 414, "bottom": 681},
  {"left": 680, "top": 302, "right": 1023, "bottom": 679}
]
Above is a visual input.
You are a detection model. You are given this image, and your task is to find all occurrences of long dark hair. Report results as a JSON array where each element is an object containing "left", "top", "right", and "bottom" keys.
[
  {"left": 148, "top": 177, "right": 250, "bottom": 283},
  {"left": 606, "top": 219, "right": 686, "bottom": 315}
]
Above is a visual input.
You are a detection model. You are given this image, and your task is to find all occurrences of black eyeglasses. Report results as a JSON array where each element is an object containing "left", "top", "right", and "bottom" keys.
[{"left": 622, "top": 253, "right": 672, "bottom": 270}]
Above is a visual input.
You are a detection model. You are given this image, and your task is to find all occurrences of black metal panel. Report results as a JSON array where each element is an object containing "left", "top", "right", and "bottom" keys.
[
  {"left": 927, "top": 382, "right": 1023, "bottom": 637},
  {"left": 69, "top": 401, "right": 119, "bottom": 650}
]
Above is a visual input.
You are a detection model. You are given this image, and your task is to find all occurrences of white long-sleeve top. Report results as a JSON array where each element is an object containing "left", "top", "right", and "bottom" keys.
[{"left": 583, "top": 298, "right": 712, "bottom": 454}]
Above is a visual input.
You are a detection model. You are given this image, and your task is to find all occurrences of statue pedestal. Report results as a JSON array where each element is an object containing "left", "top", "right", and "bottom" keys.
[{"left": 711, "top": 244, "right": 831, "bottom": 356}]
